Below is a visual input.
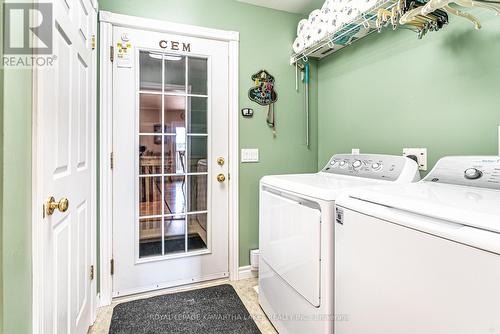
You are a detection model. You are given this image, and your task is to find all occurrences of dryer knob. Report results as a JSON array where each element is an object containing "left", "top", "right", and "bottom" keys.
[
  {"left": 464, "top": 168, "right": 483, "bottom": 180},
  {"left": 372, "top": 163, "right": 382, "bottom": 171}
]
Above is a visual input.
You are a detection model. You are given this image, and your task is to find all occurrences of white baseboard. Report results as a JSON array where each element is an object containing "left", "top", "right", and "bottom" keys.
[{"left": 238, "top": 265, "right": 258, "bottom": 280}]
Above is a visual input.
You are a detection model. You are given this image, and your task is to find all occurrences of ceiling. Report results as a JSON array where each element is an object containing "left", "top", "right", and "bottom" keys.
[{"left": 236, "top": 0, "right": 324, "bottom": 15}]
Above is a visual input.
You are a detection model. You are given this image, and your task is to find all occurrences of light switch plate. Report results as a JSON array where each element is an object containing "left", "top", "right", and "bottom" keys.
[
  {"left": 403, "top": 148, "right": 427, "bottom": 171},
  {"left": 352, "top": 148, "right": 360, "bottom": 155},
  {"left": 241, "top": 149, "right": 259, "bottom": 163}
]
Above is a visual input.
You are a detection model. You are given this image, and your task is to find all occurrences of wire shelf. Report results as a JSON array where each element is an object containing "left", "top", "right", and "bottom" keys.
[{"left": 290, "top": 0, "right": 399, "bottom": 64}]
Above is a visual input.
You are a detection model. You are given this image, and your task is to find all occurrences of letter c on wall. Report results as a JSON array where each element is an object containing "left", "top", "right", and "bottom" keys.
[{"left": 159, "top": 40, "right": 168, "bottom": 49}]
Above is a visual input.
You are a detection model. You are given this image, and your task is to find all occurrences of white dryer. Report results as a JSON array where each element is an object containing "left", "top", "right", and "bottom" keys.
[
  {"left": 335, "top": 156, "right": 500, "bottom": 334},
  {"left": 258, "top": 154, "right": 420, "bottom": 334}
]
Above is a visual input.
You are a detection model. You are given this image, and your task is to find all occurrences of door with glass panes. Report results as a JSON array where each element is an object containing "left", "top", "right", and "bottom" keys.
[{"left": 112, "top": 26, "right": 229, "bottom": 296}]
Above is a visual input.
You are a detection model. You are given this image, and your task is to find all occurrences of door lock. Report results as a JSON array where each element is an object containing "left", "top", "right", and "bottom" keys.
[
  {"left": 217, "top": 157, "right": 225, "bottom": 166},
  {"left": 216, "top": 174, "right": 226, "bottom": 183},
  {"left": 45, "top": 196, "right": 69, "bottom": 216}
]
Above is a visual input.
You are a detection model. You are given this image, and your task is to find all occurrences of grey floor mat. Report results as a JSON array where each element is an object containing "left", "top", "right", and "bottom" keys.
[{"left": 109, "top": 284, "right": 262, "bottom": 334}]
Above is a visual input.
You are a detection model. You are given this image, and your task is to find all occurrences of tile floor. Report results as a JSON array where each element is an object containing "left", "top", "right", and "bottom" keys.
[{"left": 89, "top": 278, "right": 277, "bottom": 334}]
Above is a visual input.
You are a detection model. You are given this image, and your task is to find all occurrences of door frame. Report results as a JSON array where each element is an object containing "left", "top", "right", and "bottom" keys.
[
  {"left": 31, "top": 1, "right": 99, "bottom": 332},
  {"left": 98, "top": 11, "right": 240, "bottom": 306}
]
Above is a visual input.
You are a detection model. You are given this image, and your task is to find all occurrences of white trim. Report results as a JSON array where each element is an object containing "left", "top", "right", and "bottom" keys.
[
  {"left": 98, "top": 12, "right": 240, "bottom": 306},
  {"left": 238, "top": 265, "right": 258, "bottom": 280},
  {"left": 90, "top": 6, "right": 99, "bottom": 323},
  {"left": 98, "top": 20, "right": 114, "bottom": 307},
  {"left": 32, "top": 35, "right": 43, "bottom": 334},
  {"left": 99, "top": 11, "right": 239, "bottom": 42},
  {"left": 228, "top": 40, "right": 240, "bottom": 281}
]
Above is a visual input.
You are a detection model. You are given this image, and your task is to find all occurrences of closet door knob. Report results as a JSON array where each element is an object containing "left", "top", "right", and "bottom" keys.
[{"left": 45, "top": 196, "right": 69, "bottom": 216}]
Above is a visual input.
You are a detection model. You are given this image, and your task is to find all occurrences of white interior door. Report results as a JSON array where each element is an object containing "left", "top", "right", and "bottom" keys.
[
  {"left": 36, "top": 0, "right": 97, "bottom": 333},
  {"left": 112, "top": 26, "right": 230, "bottom": 296}
]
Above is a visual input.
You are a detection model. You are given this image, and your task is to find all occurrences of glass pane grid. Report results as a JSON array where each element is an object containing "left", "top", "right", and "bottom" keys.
[
  {"left": 138, "top": 50, "right": 208, "bottom": 259},
  {"left": 138, "top": 90, "right": 208, "bottom": 97},
  {"left": 138, "top": 133, "right": 208, "bottom": 136},
  {"left": 138, "top": 90, "right": 163, "bottom": 95},
  {"left": 139, "top": 172, "right": 208, "bottom": 178},
  {"left": 165, "top": 210, "right": 208, "bottom": 218}
]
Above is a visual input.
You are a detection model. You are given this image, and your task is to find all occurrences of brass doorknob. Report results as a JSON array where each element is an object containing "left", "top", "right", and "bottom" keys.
[
  {"left": 45, "top": 196, "right": 69, "bottom": 216},
  {"left": 217, "top": 174, "right": 226, "bottom": 183},
  {"left": 217, "top": 157, "right": 225, "bottom": 166}
]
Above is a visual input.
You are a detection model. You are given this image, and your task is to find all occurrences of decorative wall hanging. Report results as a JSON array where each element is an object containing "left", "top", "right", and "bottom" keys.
[{"left": 248, "top": 70, "right": 278, "bottom": 137}]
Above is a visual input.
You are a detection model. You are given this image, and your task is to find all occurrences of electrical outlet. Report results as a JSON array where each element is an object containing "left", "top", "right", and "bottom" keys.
[
  {"left": 352, "top": 148, "right": 360, "bottom": 155},
  {"left": 403, "top": 148, "right": 427, "bottom": 171},
  {"left": 241, "top": 149, "right": 259, "bottom": 163}
]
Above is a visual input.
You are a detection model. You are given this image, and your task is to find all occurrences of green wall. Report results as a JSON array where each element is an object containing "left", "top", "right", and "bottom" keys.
[
  {"left": 1, "top": 48, "right": 33, "bottom": 334},
  {"left": 99, "top": 0, "right": 319, "bottom": 266},
  {"left": 318, "top": 10, "right": 500, "bottom": 171},
  {"left": 1, "top": 0, "right": 33, "bottom": 332},
  {"left": 1, "top": 60, "right": 33, "bottom": 334},
  {"left": 1, "top": 67, "right": 32, "bottom": 334}
]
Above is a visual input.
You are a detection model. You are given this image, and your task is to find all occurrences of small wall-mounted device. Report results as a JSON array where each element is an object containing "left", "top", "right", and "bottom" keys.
[{"left": 241, "top": 108, "right": 254, "bottom": 117}]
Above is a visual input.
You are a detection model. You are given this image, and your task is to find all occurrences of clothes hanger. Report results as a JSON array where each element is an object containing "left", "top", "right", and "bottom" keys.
[
  {"left": 423, "top": 0, "right": 500, "bottom": 16},
  {"left": 376, "top": 8, "right": 392, "bottom": 30},
  {"left": 400, "top": 2, "right": 448, "bottom": 28},
  {"left": 400, "top": 6, "right": 433, "bottom": 24},
  {"left": 397, "top": 0, "right": 405, "bottom": 15},
  {"left": 443, "top": 5, "right": 482, "bottom": 28},
  {"left": 399, "top": 1, "right": 452, "bottom": 37},
  {"left": 419, "top": 0, "right": 485, "bottom": 28},
  {"left": 376, "top": 7, "right": 402, "bottom": 31},
  {"left": 391, "top": 6, "right": 400, "bottom": 29}
]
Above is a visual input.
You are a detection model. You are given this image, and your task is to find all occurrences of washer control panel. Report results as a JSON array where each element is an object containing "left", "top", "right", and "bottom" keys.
[
  {"left": 424, "top": 156, "right": 500, "bottom": 190},
  {"left": 321, "top": 154, "right": 415, "bottom": 181}
]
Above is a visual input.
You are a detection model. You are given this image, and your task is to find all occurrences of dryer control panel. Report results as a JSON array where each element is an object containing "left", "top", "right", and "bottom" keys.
[
  {"left": 423, "top": 156, "right": 500, "bottom": 190},
  {"left": 321, "top": 154, "right": 419, "bottom": 182}
]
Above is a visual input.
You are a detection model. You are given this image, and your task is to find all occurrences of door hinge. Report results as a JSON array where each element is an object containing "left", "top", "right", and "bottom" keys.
[
  {"left": 110, "top": 152, "right": 114, "bottom": 169},
  {"left": 91, "top": 34, "right": 96, "bottom": 50},
  {"left": 90, "top": 265, "right": 95, "bottom": 280},
  {"left": 110, "top": 46, "right": 114, "bottom": 62},
  {"left": 110, "top": 259, "right": 115, "bottom": 276}
]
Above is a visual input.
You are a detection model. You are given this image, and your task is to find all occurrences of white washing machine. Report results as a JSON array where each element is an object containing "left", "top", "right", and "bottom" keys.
[
  {"left": 258, "top": 154, "right": 420, "bottom": 334},
  {"left": 335, "top": 156, "right": 500, "bottom": 334}
]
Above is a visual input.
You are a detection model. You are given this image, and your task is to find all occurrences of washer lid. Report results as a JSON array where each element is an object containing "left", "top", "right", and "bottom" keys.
[
  {"left": 346, "top": 182, "right": 500, "bottom": 233},
  {"left": 260, "top": 173, "right": 384, "bottom": 201}
]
